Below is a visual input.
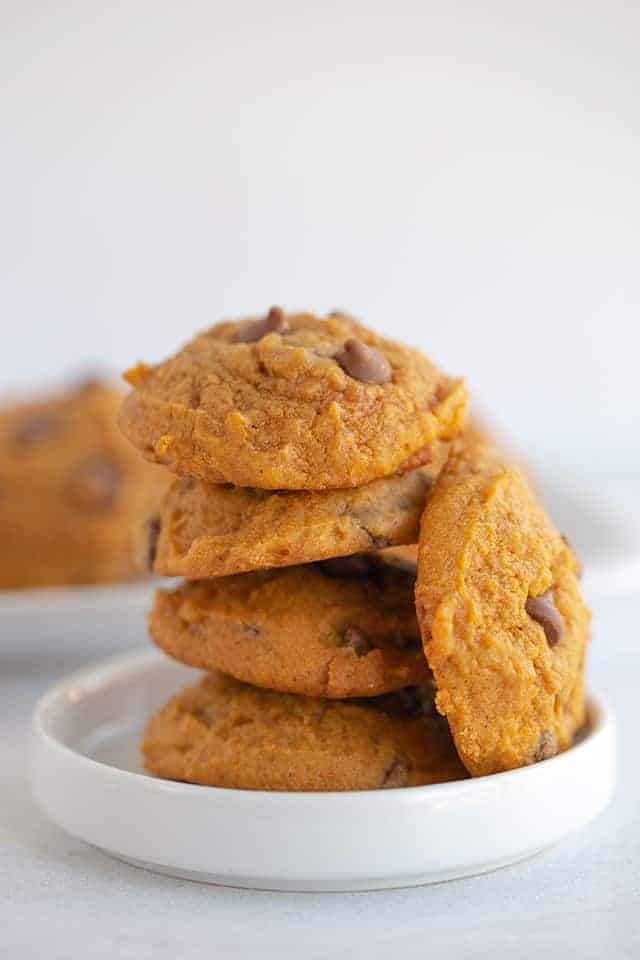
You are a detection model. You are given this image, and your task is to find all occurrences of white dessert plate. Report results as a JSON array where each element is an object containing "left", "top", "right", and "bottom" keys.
[{"left": 30, "top": 647, "right": 615, "bottom": 892}]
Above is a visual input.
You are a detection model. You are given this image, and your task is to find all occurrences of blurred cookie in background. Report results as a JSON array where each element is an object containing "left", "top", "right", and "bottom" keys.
[{"left": 0, "top": 379, "right": 168, "bottom": 589}]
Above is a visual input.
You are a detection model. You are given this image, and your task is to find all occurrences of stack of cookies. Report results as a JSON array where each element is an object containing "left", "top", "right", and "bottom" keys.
[{"left": 118, "top": 308, "right": 591, "bottom": 790}]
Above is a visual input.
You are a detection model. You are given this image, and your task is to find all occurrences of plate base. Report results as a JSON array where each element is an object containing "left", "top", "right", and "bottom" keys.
[{"left": 111, "top": 849, "right": 548, "bottom": 892}]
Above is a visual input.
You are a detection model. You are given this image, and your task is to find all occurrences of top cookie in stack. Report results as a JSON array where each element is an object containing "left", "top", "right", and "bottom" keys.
[{"left": 120, "top": 308, "right": 468, "bottom": 577}]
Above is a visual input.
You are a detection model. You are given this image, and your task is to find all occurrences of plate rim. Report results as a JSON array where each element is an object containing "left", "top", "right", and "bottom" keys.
[{"left": 31, "top": 645, "right": 615, "bottom": 803}]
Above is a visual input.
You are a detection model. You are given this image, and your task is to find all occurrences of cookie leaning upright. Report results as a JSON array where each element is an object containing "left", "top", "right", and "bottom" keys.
[
  {"left": 415, "top": 440, "right": 590, "bottom": 777},
  {"left": 119, "top": 308, "right": 468, "bottom": 490}
]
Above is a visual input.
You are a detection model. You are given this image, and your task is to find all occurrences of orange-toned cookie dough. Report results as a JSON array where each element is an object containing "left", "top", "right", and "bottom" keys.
[
  {"left": 415, "top": 441, "right": 590, "bottom": 777},
  {"left": 144, "top": 452, "right": 446, "bottom": 578},
  {"left": 142, "top": 672, "right": 467, "bottom": 791},
  {"left": 150, "top": 552, "right": 430, "bottom": 698},
  {"left": 0, "top": 380, "right": 167, "bottom": 588},
  {"left": 120, "top": 308, "right": 467, "bottom": 490}
]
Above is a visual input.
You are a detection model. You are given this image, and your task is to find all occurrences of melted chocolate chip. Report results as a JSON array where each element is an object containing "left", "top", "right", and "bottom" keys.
[
  {"left": 146, "top": 515, "right": 161, "bottom": 570},
  {"left": 526, "top": 589, "right": 564, "bottom": 647},
  {"left": 242, "top": 623, "right": 261, "bottom": 637},
  {"left": 232, "top": 306, "right": 290, "bottom": 343},
  {"left": 12, "top": 412, "right": 59, "bottom": 448},
  {"left": 341, "top": 628, "right": 374, "bottom": 657},
  {"left": 67, "top": 456, "right": 122, "bottom": 510},
  {"left": 534, "top": 730, "right": 558, "bottom": 762},
  {"left": 381, "top": 757, "right": 408, "bottom": 788},
  {"left": 335, "top": 338, "right": 392, "bottom": 384}
]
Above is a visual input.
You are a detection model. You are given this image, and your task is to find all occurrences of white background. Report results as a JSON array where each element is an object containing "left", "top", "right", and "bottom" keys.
[
  {"left": 2, "top": 6, "right": 639, "bottom": 954},
  {"left": 2, "top": 0, "right": 639, "bottom": 475}
]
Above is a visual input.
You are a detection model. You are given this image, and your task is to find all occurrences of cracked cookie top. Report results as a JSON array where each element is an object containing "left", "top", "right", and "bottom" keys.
[
  {"left": 149, "top": 550, "right": 429, "bottom": 698},
  {"left": 142, "top": 671, "right": 467, "bottom": 791},
  {"left": 415, "top": 440, "right": 591, "bottom": 776},
  {"left": 120, "top": 309, "right": 467, "bottom": 490}
]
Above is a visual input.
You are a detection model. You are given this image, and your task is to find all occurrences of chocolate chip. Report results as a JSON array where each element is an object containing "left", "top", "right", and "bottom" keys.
[
  {"left": 12, "top": 412, "right": 59, "bottom": 448},
  {"left": 341, "top": 628, "right": 373, "bottom": 657},
  {"left": 146, "top": 515, "right": 161, "bottom": 570},
  {"left": 534, "top": 730, "right": 558, "bottom": 762},
  {"left": 67, "top": 455, "right": 122, "bottom": 510},
  {"left": 335, "top": 338, "right": 392, "bottom": 384},
  {"left": 243, "top": 623, "right": 260, "bottom": 637},
  {"left": 526, "top": 589, "right": 564, "bottom": 647},
  {"left": 381, "top": 756, "right": 408, "bottom": 788},
  {"left": 232, "top": 306, "right": 290, "bottom": 343}
]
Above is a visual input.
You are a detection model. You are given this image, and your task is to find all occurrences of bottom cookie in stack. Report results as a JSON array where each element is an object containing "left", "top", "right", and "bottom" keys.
[
  {"left": 142, "top": 673, "right": 467, "bottom": 792},
  {"left": 142, "top": 550, "right": 468, "bottom": 791}
]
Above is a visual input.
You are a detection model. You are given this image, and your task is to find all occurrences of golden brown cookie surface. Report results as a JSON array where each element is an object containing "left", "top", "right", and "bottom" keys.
[
  {"left": 0, "top": 380, "right": 167, "bottom": 588},
  {"left": 142, "top": 672, "right": 467, "bottom": 791},
  {"left": 120, "top": 309, "right": 467, "bottom": 490},
  {"left": 145, "top": 452, "right": 446, "bottom": 578},
  {"left": 415, "top": 441, "right": 590, "bottom": 777},
  {"left": 150, "top": 551, "right": 430, "bottom": 698}
]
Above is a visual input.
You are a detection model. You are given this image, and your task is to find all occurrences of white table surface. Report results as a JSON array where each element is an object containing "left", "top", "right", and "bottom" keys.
[{"left": 2, "top": 591, "right": 639, "bottom": 960}]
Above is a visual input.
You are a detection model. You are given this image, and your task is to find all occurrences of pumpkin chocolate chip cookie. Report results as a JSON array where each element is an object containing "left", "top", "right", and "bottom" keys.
[
  {"left": 142, "top": 671, "right": 467, "bottom": 791},
  {"left": 120, "top": 309, "right": 467, "bottom": 490},
  {"left": 149, "top": 551, "right": 430, "bottom": 698},
  {"left": 0, "top": 379, "right": 167, "bottom": 588},
  {"left": 415, "top": 440, "right": 590, "bottom": 777},
  {"left": 143, "top": 448, "right": 446, "bottom": 578}
]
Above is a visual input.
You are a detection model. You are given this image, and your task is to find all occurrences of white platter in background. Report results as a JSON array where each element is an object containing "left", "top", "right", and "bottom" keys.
[
  {"left": 0, "top": 579, "right": 180, "bottom": 647},
  {"left": 30, "top": 647, "right": 616, "bottom": 893},
  {"left": 538, "top": 472, "right": 640, "bottom": 598},
  {"left": 0, "top": 580, "right": 157, "bottom": 617}
]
